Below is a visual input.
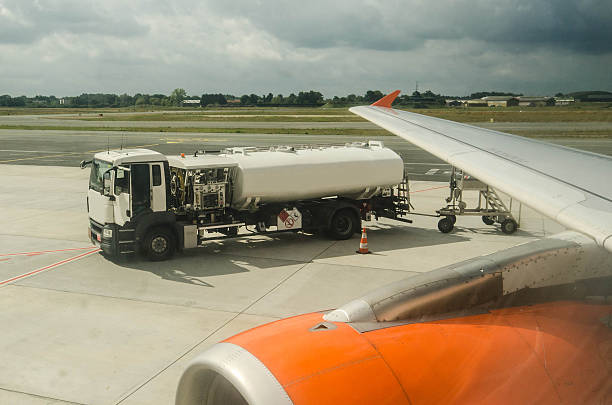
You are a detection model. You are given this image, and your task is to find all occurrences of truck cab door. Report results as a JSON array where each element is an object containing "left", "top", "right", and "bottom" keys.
[
  {"left": 150, "top": 162, "right": 166, "bottom": 212},
  {"left": 131, "top": 163, "right": 151, "bottom": 217},
  {"left": 131, "top": 163, "right": 166, "bottom": 217},
  {"left": 113, "top": 167, "right": 131, "bottom": 226}
]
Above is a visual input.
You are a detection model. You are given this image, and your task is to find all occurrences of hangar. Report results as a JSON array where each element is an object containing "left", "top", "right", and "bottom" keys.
[
  {"left": 518, "top": 96, "right": 554, "bottom": 107},
  {"left": 482, "top": 96, "right": 519, "bottom": 107}
]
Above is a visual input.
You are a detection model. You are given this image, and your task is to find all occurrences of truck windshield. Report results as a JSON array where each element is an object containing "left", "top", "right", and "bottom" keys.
[{"left": 89, "top": 159, "right": 112, "bottom": 193}]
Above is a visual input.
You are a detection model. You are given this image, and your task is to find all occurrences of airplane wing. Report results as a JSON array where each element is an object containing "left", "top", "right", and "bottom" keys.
[{"left": 350, "top": 91, "right": 612, "bottom": 252}]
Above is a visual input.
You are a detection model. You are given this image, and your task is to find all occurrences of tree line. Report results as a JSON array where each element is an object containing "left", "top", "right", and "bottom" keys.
[
  {"left": 0, "top": 88, "right": 328, "bottom": 108},
  {"left": 0, "top": 88, "right": 443, "bottom": 108},
  {"left": 3, "top": 88, "right": 571, "bottom": 109}
]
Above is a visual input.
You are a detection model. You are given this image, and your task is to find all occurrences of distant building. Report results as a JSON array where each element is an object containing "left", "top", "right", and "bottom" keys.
[
  {"left": 554, "top": 97, "right": 575, "bottom": 105},
  {"left": 445, "top": 99, "right": 463, "bottom": 107},
  {"left": 466, "top": 99, "right": 488, "bottom": 107},
  {"left": 182, "top": 99, "right": 201, "bottom": 107},
  {"left": 482, "top": 96, "right": 519, "bottom": 107},
  {"left": 517, "top": 96, "right": 554, "bottom": 107}
]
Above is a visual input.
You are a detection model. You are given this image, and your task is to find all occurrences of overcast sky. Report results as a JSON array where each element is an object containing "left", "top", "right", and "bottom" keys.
[{"left": 1, "top": 0, "right": 611, "bottom": 97}]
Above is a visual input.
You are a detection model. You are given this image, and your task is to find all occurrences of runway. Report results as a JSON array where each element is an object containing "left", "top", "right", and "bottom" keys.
[{"left": 1, "top": 127, "right": 611, "bottom": 182}]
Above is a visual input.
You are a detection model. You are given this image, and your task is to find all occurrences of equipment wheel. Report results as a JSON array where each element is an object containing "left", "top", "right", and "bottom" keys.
[
  {"left": 438, "top": 217, "right": 454, "bottom": 233},
  {"left": 144, "top": 227, "right": 175, "bottom": 261},
  {"left": 501, "top": 218, "right": 518, "bottom": 234},
  {"left": 448, "top": 215, "right": 457, "bottom": 225},
  {"left": 328, "top": 209, "right": 358, "bottom": 240},
  {"left": 220, "top": 227, "right": 239, "bottom": 237},
  {"left": 482, "top": 216, "right": 495, "bottom": 225}
]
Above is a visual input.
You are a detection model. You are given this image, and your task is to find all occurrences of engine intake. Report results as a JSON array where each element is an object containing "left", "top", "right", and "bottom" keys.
[{"left": 176, "top": 343, "right": 293, "bottom": 405}]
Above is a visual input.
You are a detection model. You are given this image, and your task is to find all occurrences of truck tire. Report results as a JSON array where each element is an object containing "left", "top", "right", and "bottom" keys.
[
  {"left": 144, "top": 227, "right": 175, "bottom": 261},
  {"left": 501, "top": 218, "right": 518, "bottom": 234},
  {"left": 438, "top": 217, "right": 454, "bottom": 233},
  {"left": 482, "top": 216, "right": 495, "bottom": 225},
  {"left": 328, "top": 209, "right": 358, "bottom": 240}
]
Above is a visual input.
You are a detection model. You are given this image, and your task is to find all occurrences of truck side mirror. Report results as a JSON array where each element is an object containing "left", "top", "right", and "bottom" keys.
[
  {"left": 103, "top": 170, "right": 112, "bottom": 197},
  {"left": 114, "top": 168, "right": 129, "bottom": 195}
]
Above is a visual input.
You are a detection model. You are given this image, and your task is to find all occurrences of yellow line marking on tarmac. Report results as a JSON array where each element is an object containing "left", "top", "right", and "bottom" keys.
[{"left": 0, "top": 143, "right": 160, "bottom": 163}]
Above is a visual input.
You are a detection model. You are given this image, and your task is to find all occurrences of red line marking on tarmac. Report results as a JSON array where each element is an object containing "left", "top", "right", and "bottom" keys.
[
  {"left": 0, "top": 248, "right": 100, "bottom": 286},
  {"left": 410, "top": 185, "right": 448, "bottom": 194},
  {"left": 0, "top": 246, "right": 95, "bottom": 257}
]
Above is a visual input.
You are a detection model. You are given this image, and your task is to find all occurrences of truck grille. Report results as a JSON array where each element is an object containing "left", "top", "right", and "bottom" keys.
[{"left": 90, "top": 219, "right": 103, "bottom": 234}]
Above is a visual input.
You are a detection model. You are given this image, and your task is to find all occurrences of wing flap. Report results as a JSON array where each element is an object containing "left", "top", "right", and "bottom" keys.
[{"left": 350, "top": 104, "right": 612, "bottom": 252}]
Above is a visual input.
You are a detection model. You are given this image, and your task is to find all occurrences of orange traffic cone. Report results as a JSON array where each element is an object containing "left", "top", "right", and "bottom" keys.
[{"left": 356, "top": 227, "right": 371, "bottom": 254}]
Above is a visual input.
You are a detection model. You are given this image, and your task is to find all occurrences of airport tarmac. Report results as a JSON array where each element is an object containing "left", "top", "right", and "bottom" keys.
[
  {"left": 0, "top": 161, "right": 566, "bottom": 405},
  {"left": 2, "top": 112, "right": 612, "bottom": 132},
  {"left": 0, "top": 112, "right": 607, "bottom": 404},
  {"left": 1, "top": 129, "right": 612, "bottom": 182}
]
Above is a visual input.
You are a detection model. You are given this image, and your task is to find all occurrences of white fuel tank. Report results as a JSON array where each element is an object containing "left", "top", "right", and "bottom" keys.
[{"left": 227, "top": 141, "right": 404, "bottom": 210}]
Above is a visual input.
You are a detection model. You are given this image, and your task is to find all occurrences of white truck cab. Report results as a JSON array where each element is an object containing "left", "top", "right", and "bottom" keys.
[{"left": 85, "top": 149, "right": 169, "bottom": 255}]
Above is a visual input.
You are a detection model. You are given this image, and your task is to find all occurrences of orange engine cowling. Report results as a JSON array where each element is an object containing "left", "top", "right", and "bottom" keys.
[{"left": 176, "top": 302, "right": 612, "bottom": 405}]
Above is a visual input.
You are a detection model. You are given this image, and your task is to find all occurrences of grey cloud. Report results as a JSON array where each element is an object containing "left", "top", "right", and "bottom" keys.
[
  {"left": 0, "top": 0, "right": 148, "bottom": 44},
  {"left": 208, "top": 0, "right": 612, "bottom": 54},
  {"left": 0, "top": 1, "right": 610, "bottom": 97}
]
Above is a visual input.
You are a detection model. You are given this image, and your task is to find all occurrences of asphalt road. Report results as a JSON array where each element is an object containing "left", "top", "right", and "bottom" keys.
[
  {"left": 1, "top": 128, "right": 612, "bottom": 183},
  {"left": 1, "top": 112, "right": 611, "bottom": 182}
]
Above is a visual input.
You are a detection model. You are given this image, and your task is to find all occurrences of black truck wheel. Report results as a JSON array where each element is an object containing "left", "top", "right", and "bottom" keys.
[
  {"left": 438, "top": 217, "right": 454, "bottom": 233},
  {"left": 501, "top": 218, "right": 518, "bottom": 234},
  {"left": 328, "top": 209, "right": 358, "bottom": 240},
  {"left": 144, "top": 227, "right": 175, "bottom": 261},
  {"left": 482, "top": 216, "right": 495, "bottom": 225}
]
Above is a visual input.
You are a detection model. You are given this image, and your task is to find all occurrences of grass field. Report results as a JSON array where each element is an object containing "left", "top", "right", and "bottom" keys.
[
  {"left": 67, "top": 114, "right": 364, "bottom": 122},
  {"left": 56, "top": 105, "right": 612, "bottom": 123},
  {"left": 408, "top": 107, "right": 612, "bottom": 123},
  {"left": 0, "top": 124, "right": 392, "bottom": 136},
  {"left": 1, "top": 107, "right": 109, "bottom": 116},
  {"left": 0, "top": 107, "right": 354, "bottom": 116},
  {"left": 1, "top": 104, "right": 611, "bottom": 138},
  {"left": 3, "top": 104, "right": 611, "bottom": 122},
  {"left": 0, "top": 107, "right": 164, "bottom": 116},
  {"left": 1, "top": 124, "right": 610, "bottom": 138}
]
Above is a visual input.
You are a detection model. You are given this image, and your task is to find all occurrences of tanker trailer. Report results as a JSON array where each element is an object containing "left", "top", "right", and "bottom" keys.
[
  {"left": 226, "top": 142, "right": 404, "bottom": 210},
  {"left": 84, "top": 141, "right": 412, "bottom": 261}
]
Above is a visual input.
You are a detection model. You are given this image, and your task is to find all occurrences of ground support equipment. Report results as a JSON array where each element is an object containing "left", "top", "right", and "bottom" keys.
[{"left": 436, "top": 167, "right": 519, "bottom": 234}]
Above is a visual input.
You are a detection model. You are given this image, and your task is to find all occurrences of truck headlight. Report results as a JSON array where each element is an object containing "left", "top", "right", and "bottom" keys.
[{"left": 103, "top": 228, "right": 113, "bottom": 238}]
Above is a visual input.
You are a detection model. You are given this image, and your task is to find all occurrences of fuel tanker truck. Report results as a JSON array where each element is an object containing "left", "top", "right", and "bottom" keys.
[{"left": 82, "top": 141, "right": 412, "bottom": 261}]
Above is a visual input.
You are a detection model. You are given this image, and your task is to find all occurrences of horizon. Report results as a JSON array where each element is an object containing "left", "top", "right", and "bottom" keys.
[{"left": 3, "top": 89, "right": 610, "bottom": 100}]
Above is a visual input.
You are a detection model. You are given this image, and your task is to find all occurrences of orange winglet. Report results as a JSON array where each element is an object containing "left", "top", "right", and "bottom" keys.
[{"left": 371, "top": 90, "right": 400, "bottom": 108}]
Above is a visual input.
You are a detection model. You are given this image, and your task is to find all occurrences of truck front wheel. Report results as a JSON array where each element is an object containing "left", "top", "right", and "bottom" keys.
[
  {"left": 144, "top": 227, "right": 175, "bottom": 261},
  {"left": 328, "top": 209, "right": 358, "bottom": 240}
]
